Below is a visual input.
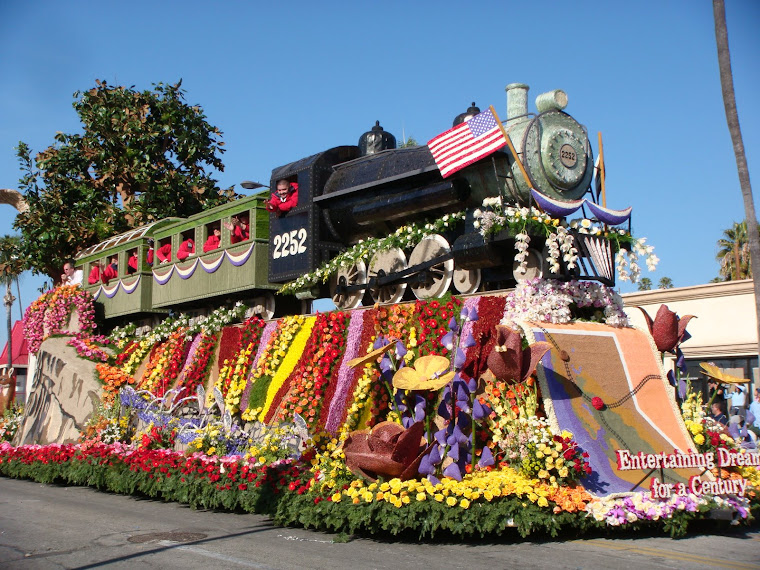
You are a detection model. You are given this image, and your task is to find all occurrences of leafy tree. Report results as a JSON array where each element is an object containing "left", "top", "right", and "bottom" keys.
[
  {"left": 716, "top": 220, "right": 756, "bottom": 280},
  {"left": 658, "top": 277, "right": 674, "bottom": 289},
  {"left": 13, "top": 80, "right": 237, "bottom": 280},
  {"left": 637, "top": 277, "right": 652, "bottom": 291}
]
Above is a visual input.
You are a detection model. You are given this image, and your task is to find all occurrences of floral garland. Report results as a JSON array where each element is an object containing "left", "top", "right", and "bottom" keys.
[
  {"left": 237, "top": 319, "right": 289, "bottom": 418},
  {"left": 137, "top": 329, "right": 189, "bottom": 397},
  {"left": 273, "top": 311, "right": 349, "bottom": 429},
  {"left": 257, "top": 316, "right": 317, "bottom": 422},
  {"left": 117, "top": 338, "right": 154, "bottom": 376},
  {"left": 414, "top": 297, "right": 461, "bottom": 357},
  {"left": 327, "top": 464, "right": 591, "bottom": 513},
  {"left": 23, "top": 285, "right": 97, "bottom": 353},
  {"left": 279, "top": 212, "right": 465, "bottom": 295},
  {"left": 363, "top": 302, "right": 419, "bottom": 427},
  {"left": 216, "top": 342, "right": 255, "bottom": 412},
  {"left": 174, "top": 333, "right": 202, "bottom": 390},
  {"left": 215, "top": 316, "right": 267, "bottom": 412},
  {"left": 67, "top": 333, "right": 112, "bottom": 363},
  {"left": 174, "top": 331, "right": 219, "bottom": 402},
  {"left": 501, "top": 279, "right": 629, "bottom": 327},
  {"left": 337, "top": 310, "right": 381, "bottom": 436},
  {"left": 321, "top": 310, "right": 367, "bottom": 434},
  {"left": 239, "top": 320, "right": 278, "bottom": 409},
  {"left": 460, "top": 295, "right": 506, "bottom": 382},
  {"left": 95, "top": 363, "right": 135, "bottom": 406},
  {"left": 473, "top": 198, "right": 659, "bottom": 283},
  {"left": 241, "top": 315, "right": 309, "bottom": 422}
]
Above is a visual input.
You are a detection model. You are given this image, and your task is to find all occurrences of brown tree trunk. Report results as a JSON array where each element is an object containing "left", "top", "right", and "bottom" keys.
[{"left": 714, "top": 0, "right": 760, "bottom": 369}]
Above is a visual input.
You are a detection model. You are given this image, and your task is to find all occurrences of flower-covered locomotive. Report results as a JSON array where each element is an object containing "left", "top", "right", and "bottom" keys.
[{"left": 272, "top": 82, "right": 634, "bottom": 309}]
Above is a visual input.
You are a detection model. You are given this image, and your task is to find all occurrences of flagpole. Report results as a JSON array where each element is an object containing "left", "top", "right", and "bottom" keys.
[
  {"left": 597, "top": 131, "right": 606, "bottom": 208},
  {"left": 490, "top": 106, "right": 532, "bottom": 189}
]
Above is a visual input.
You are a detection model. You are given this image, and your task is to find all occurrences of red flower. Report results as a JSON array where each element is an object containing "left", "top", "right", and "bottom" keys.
[{"left": 591, "top": 397, "right": 605, "bottom": 410}]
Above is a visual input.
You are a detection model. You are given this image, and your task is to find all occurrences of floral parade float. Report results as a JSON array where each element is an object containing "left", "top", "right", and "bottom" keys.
[{"left": 2, "top": 208, "right": 759, "bottom": 540}]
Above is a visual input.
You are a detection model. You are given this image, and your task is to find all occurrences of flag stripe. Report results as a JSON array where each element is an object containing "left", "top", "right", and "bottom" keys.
[
  {"left": 437, "top": 134, "right": 507, "bottom": 175},
  {"left": 427, "top": 108, "right": 507, "bottom": 178},
  {"left": 436, "top": 130, "right": 506, "bottom": 168}
]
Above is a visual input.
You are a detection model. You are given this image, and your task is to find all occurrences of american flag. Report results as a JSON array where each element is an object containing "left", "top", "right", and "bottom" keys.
[{"left": 427, "top": 106, "right": 507, "bottom": 178}]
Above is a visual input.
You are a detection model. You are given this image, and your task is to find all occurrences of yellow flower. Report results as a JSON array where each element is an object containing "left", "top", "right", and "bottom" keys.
[
  {"left": 694, "top": 434, "right": 705, "bottom": 445},
  {"left": 416, "top": 492, "right": 427, "bottom": 502},
  {"left": 460, "top": 499, "right": 470, "bottom": 509},
  {"left": 331, "top": 492, "right": 342, "bottom": 503},
  {"left": 434, "top": 494, "right": 444, "bottom": 502}
]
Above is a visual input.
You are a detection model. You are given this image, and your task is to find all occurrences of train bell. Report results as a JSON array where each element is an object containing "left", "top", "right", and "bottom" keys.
[
  {"left": 453, "top": 102, "right": 480, "bottom": 127},
  {"left": 358, "top": 121, "right": 397, "bottom": 156}
]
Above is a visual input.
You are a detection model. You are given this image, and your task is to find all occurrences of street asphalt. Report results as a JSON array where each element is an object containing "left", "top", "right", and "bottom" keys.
[{"left": 1, "top": 477, "right": 759, "bottom": 569}]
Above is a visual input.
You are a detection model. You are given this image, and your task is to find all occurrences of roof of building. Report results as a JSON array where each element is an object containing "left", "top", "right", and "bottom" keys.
[{"left": 0, "top": 320, "right": 29, "bottom": 367}]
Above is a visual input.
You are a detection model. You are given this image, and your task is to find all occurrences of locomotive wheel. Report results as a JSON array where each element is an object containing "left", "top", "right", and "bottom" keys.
[
  {"left": 453, "top": 267, "right": 481, "bottom": 295},
  {"left": 408, "top": 234, "right": 454, "bottom": 300},
  {"left": 330, "top": 260, "right": 367, "bottom": 310},
  {"left": 367, "top": 247, "right": 407, "bottom": 304},
  {"left": 512, "top": 248, "right": 544, "bottom": 282},
  {"left": 247, "top": 293, "right": 275, "bottom": 320}
]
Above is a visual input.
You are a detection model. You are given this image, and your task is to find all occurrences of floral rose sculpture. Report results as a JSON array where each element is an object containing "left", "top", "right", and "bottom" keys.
[
  {"left": 486, "top": 325, "right": 551, "bottom": 383},
  {"left": 637, "top": 305, "right": 695, "bottom": 354},
  {"left": 342, "top": 420, "right": 428, "bottom": 482}
]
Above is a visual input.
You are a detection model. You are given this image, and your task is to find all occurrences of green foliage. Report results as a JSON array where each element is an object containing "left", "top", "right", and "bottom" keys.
[
  {"left": 716, "top": 220, "right": 758, "bottom": 281},
  {"left": 637, "top": 277, "right": 652, "bottom": 291},
  {"left": 399, "top": 136, "right": 418, "bottom": 148},
  {"left": 658, "top": 276, "right": 674, "bottom": 289},
  {"left": 13, "top": 80, "right": 238, "bottom": 280}
]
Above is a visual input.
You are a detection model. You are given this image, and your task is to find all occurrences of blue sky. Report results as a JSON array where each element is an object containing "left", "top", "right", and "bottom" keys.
[{"left": 0, "top": 0, "right": 758, "bottom": 350}]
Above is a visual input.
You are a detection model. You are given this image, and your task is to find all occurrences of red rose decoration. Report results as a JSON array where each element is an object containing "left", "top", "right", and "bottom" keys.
[{"left": 591, "top": 397, "right": 605, "bottom": 410}]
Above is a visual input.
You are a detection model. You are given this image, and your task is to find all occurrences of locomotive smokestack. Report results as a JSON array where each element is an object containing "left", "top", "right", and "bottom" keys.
[{"left": 506, "top": 83, "right": 529, "bottom": 121}]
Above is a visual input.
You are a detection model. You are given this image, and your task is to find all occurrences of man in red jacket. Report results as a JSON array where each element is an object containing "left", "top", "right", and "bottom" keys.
[
  {"left": 266, "top": 179, "right": 298, "bottom": 216},
  {"left": 101, "top": 256, "right": 118, "bottom": 284},
  {"left": 177, "top": 238, "right": 195, "bottom": 261},
  {"left": 203, "top": 228, "right": 222, "bottom": 252}
]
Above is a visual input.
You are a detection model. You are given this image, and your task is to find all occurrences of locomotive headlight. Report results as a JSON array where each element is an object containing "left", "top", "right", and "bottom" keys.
[{"left": 541, "top": 127, "right": 587, "bottom": 191}]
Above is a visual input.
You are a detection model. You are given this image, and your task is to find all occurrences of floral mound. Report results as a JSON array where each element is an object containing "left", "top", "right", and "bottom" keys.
[{"left": 6, "top": 282, "right": 760, "bottom": 539}]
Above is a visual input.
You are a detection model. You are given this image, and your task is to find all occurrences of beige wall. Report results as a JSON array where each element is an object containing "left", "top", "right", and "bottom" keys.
[{"left": 623, "top": 280, "right": 757, "bottom": 360}]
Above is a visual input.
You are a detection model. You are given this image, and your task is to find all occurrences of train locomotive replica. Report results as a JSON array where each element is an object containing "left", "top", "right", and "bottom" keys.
[{"left": 75, "top": 82, "right": 627, "bottom": 325}]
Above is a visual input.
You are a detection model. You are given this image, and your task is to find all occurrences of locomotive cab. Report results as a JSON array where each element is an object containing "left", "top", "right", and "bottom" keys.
[{"left": 267, "top": 146, "right": 360, "bottom": 290}]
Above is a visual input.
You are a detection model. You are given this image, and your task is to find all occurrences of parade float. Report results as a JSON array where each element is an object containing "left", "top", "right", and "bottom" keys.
[
  {"left": 2, "top": 231, "right": 758, "bottom": 539},
  {"left": 2, "top": 83, "right": 758, "bottom": 539}
]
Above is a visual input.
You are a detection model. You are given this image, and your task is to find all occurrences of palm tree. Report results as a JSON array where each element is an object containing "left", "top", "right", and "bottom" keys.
[
  {"left": 716, "top": 221, "right": 752, "bottom": 280},
  {"left": 0, "top": 236, "right": 24, "bottom": 370},
  {"left": 637, "top": 277, "right": 652, "bottom": 291},
  {"left": 713, "top": 0, "right": 760, "bottom": 362},
  {"left": 658, "top": 277, "right": 674, "bottom": 290}
]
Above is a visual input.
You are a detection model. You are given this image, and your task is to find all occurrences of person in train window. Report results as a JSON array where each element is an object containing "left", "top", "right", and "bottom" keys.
[
  {"left": 127, "top": 251, "right": 139, "bottom": 274},
  {"left": 156, "top": 242, "right": 172, "bottom": 263},
  {"left": 177, "top": 237, "right": 195, "bottom": 261},
  {"left": 61, "top": 260, "right": 83, "bottom": 286},
  {"left": 147, "top": 243, "right": 155, "bottom": 265},
  {"left": 224, "top": 214, "right": 250, "bottom": 244},
  {"left": 101, "top": 256, "right": 118, "bottom": 284},
  {"left": 88, "top": 261, "right": 102, "bottom": 285},
  {"left": 266, "top": 179, "right": 298, "bottom": 216},
  {"left": 203, "top": 228, "right": 222, "bottom": 252}
]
